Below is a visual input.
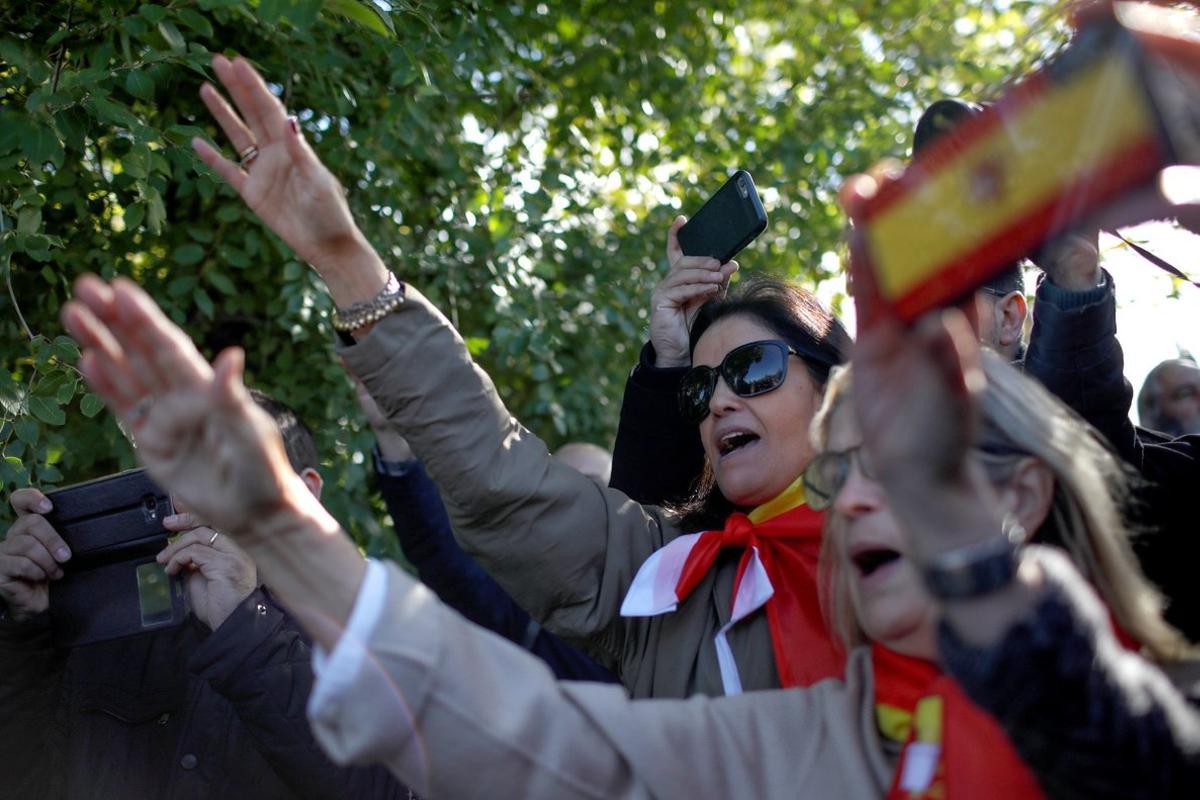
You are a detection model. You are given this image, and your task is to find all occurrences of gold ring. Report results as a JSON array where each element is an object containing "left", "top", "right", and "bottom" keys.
[{"left": 238, "top": 144, "right": 259, "bottom": 166}]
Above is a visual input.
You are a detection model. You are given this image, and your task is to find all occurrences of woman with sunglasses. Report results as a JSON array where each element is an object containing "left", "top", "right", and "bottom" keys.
[
  {"left": 63, "top": 274, "right": 1200, "bottom": 798},
  {"left": 189, "top": 55, "right": 851, "bottom": 699}
]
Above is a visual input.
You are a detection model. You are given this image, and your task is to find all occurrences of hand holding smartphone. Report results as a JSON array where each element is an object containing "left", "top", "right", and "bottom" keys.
[{"left": 648, "top": 172, "right": 767, "bottom": 367}]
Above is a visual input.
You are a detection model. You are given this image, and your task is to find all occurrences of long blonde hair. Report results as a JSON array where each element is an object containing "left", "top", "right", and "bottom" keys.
[{"left": 813, "top": 352, "right": 1190, "bottom": 663}]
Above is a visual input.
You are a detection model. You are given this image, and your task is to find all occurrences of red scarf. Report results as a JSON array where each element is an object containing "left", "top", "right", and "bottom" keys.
[
  {"left": 872, "top": 643, "right": 1045, "bottom": 799},
  {"left": 673, "top": 502, "right": 844, "bottom": 687}
]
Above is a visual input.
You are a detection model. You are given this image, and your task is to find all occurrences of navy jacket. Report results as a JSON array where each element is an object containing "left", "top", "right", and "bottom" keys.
[{"left": 374, "top": 454, "right": 619, "bottom": 683}]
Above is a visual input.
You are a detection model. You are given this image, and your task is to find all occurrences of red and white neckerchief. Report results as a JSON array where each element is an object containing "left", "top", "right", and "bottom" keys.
[{"left": 621, "top": 476, "right": 843, "bottom": 694}]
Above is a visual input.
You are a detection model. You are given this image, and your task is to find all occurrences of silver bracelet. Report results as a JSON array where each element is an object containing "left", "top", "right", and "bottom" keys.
[{"left": 331, "top": 273, "right": 405, "bottom": 332}]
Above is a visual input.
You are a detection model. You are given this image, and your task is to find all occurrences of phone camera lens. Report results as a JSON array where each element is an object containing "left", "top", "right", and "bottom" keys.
[
  {"left": 737, "top": 178, "right": 749, "bottom": 198},
  {"left": 142, "top": 495, "right": 159, "bottom": 521}
]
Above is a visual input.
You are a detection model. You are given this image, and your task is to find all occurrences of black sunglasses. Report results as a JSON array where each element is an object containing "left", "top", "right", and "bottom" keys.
[{"left": 678, "top": 340, "right": 802, "bottom": 424}]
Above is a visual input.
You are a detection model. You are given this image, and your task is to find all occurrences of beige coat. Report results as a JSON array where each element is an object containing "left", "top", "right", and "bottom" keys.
[
  {"left": 341, "top": 288, "right": 792, "bottom": 698},
  {"left": 309, "top": 561, "right": 892, "bottom": 800}
]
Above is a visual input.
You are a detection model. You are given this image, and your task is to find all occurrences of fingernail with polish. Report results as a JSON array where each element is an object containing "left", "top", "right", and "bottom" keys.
[{"left": 288, "top": 116, "right": 299, "bottom": 135}]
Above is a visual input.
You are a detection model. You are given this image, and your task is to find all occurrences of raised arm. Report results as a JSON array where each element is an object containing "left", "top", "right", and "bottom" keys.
[
  {"left": 608, "top": 217, "right": 729, "bottom": 505},
  {"left": 61, "top": 276, "right": 880, "bottom": 800},
  {"left": 190, "top": 55, "right": 673, "bottom": 661}
]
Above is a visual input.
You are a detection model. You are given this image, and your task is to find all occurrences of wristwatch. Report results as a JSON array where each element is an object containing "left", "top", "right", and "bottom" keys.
[
  {"left": 371, "top": 444, "right": 417, "bottom": 478},
  {"left": 921, "top": 535, "right": 1020, "bottom": 601}
]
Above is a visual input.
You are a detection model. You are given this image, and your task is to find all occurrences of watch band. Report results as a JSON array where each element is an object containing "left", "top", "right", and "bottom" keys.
[
  {"left": 921, "top": 535, "right": 1020, "bottom": 601},
  {"left": 371, "top": 444, "right": 417, "bottom": 478}
]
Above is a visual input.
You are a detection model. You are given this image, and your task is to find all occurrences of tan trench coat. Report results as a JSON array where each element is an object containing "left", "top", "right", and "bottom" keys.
[
  {"left": 310, "top": 561, "right": 892, "bottom": 800},
  {"left": 341, "top": 287, "right": 793, "bottom": 699}
]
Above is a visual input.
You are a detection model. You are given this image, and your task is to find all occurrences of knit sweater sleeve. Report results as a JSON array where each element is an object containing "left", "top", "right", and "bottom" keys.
[{"left": 938, "top": 547, "right": 1200, "bottom": 800}]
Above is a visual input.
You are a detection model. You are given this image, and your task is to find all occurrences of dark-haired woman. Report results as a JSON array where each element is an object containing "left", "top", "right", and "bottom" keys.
[
  {"left": 189, "top": 55, "right": 850, "bottom": 698},
  {"left": 64, "top": 279, "right": 1200, "bottom": 799}
]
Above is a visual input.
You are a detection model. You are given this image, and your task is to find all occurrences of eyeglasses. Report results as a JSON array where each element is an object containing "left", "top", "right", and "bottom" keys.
[
  {"left": 802, "top": 447, "right": 876, "bottom": 511},
  {"left": 803, "top": 442, "right": 1028, "bottom": 511},
  {"left": 678, "top": 340, "right": 800, "bottom": 424}
]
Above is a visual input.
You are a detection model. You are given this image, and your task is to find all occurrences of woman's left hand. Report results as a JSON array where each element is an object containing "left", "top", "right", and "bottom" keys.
[
  {"left": 852, "top": 310, "right": 984, "bottom": 494},
  {"left": 838, "top": 174, "right": 984, "bottom": 495}
]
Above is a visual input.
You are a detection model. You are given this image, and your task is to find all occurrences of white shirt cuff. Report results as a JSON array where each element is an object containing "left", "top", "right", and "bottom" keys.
[{"left": 307, "top": 558, "right": 389, "bottom": 719}]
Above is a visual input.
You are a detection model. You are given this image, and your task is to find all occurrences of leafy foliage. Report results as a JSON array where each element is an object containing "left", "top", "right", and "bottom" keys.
[{"left": 0, "top": 0, "right": 1065, "bottom": 548}]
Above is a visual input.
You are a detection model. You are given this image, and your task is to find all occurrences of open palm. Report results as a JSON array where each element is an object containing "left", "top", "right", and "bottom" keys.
[
  {"left": 192, "top": 55, "right": 361, "bottom": 272},
  {"left": 61, "top": 276, "right": 298, "bottom": 538}
]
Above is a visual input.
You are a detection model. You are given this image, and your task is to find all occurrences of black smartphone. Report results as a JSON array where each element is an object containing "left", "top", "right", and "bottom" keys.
[
  {"left": 46, "top": 469, "right": 186, "bottom": 647},
  {"left": 677, "top": 170, "right": 768, "bottom": 263}
]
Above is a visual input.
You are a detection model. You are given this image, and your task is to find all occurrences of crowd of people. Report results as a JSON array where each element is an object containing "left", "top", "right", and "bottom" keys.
[{"left": 4, "top": 10, "right": 1200, "bottom": 799}]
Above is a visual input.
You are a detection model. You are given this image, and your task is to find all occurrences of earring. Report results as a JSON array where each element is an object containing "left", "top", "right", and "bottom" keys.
[{"left": 1001, "top": 512, "right": 1027, "bottom": 544}]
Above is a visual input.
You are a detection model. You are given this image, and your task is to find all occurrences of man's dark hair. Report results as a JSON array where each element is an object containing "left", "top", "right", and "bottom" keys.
[
  {"left": 672, "top": 277, "right": 852, "bottom": 529},
  {"left": 248, "top": 389, "right": 319, "bottom": 474},
  {"left": 913, "top": 98, "right": 1026, "bottom": 300},
  {"left": 980, "top": 260, "right": 1026, "bottom": 297}
]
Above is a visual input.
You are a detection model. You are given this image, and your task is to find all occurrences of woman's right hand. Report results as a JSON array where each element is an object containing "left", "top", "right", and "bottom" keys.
[
  {"left": 192, "top": 55, "right": 371, "bottom": 278},
  {"left": 61, "top": 275, "right": 304, "bottom": 541},
  {"left": 648, "top": 216, "right": 738, "bottom": 368}
]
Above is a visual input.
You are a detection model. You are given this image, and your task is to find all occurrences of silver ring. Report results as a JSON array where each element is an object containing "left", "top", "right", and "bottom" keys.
[
  {"left": 238, "top": 144, "right": 259, "bottom": 167},
  {"left": 208, "top": 531, "right": 220, "bottom": 546}
]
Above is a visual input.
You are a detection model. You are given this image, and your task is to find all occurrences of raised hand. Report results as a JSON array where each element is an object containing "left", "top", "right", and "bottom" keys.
[
  {"left": 60, "top": 275, "right": 303, "bottom": 539},
  {"left": 648, "top": 216, "right": 738, "bottom": 367},
  {"left": 192, "top": 55, "right": 388, "bottom": 308},
  {"left": 1036, "top": 228, "right": 1102, "bottom": 292},
  {"left": 352, "top": 376, "right": 413, "bottom": 462},
  {"left": 192, "top": 55, "right": 360, "bottom": 270},
  {"left": 851, "top": 310, "right": 984, "bottom": 493},
  {"left": 838, "top": 171, "right": 984, "bottom": 492}
]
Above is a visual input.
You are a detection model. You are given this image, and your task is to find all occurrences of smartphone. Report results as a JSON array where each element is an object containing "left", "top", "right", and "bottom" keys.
[
  {"left": 46, "top": 469, "right": 186, "bottom": 647},
  {"left": 677, "top": 170, "right": 768, "bottom": 263}
]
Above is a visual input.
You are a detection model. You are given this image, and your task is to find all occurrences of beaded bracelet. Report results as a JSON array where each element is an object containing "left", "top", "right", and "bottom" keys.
[{"left": 331, "top": 272, "right": 405, "bottom": 331}]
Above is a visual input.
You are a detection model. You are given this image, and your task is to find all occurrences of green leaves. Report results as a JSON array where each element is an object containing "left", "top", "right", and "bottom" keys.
[
  {"left": 28, "top": 397, "right": 66, "bottom": 426},
  {"left": 4, "top": 115, "right": 66, "bottom": 168},
  {"left": 174, "top": 243, "right": 206, "bottom": 266},
  {"left": 158, "top": 21, "right": 187, "bottom": 53},
  {"left": 0, "top": 0, "right": 1067, "bottom": 547},
  {"left": 80, "top": 393, "right": 105, "bottom": 418},
  {"left": 125, "top": 69, "right": 156, "bottom": 101},
  {"left": 324, "top": 0, "right": 396, "bottom": 38}
]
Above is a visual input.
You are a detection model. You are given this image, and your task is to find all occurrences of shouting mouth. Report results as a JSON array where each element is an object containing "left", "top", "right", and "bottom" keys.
[
  {"left": 718, "top": 430, "right": 760, "bottom": 457},
  {"left": 852, "top": 547, "right": 902, "bottom": 578}
]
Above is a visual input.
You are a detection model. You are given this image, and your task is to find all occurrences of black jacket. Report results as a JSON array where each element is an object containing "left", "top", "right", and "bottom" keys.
[
  {"left": 941, "top": 547, "right": 1200, "bottom": 800},
  {"left": 0, "top": 588, "right": 410, "bottom": 800},
  {"left": 1025, "top": 273, "right": 1200, "bottom": 639},
  {"left": 609, "top": 342, "right": 703, "bottom": 507}
]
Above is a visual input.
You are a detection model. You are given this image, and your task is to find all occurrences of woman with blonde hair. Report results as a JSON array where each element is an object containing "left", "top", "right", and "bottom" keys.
[{"left": 62, "top": 266, "right": 1200, "bottom": 798}]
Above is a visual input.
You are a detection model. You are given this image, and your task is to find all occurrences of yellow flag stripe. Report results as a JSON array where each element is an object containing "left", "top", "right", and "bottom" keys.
[{"left": 865, "top": 51, "right": 1157, "bottom": 300}]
